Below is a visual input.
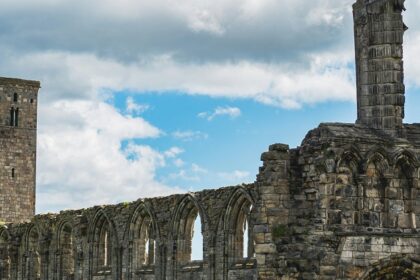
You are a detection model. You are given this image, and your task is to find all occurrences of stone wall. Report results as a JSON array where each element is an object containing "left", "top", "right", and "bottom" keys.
[
  {"left": 1, "top": 0, "right": 420, "bottom": 279},
  {"left": 0, "top": 185, "right": 259, "bottom": 280},
  {"left": 260, "top": 123, "right": 420, "bottom": 279},
  {"left": 0, "top": 77, "right": 40, "bottom": 224},
  {"left": 354, "top": 0, "right": 407, "bottom": 132}
]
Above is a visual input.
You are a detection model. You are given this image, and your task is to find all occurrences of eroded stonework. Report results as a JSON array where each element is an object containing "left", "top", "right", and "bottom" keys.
[{"left": 1, "top": 0, "right": 420, "bottom": 279}]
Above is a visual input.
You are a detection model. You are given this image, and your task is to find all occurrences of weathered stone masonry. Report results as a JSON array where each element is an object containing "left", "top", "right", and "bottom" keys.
[
  {"left": 0, "top": 77, "right": 39, "bottom": 224},
  {"left": 1, "top": 0, "right": 420, "bottom": 279}
]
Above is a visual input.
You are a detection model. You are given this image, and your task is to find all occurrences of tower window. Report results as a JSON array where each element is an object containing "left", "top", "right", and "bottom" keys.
[
  {"left": 13, "top": 93, "right": 18, "bottom": 103},
  {"left": 11, "top": 168, "right": 15, "bottom": 178},
  {"left": 9, "top": 108, "right": 19, "bottom": 127}
]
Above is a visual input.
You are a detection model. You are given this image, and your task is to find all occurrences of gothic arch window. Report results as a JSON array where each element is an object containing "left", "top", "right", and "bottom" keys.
[
  {"left": 0, "top": 230, "right": 11, "bottom": 280},
  {"left": 90, "top": 211, "right": 116, "bottom": 277},
  {"left": 363, "top": 157, "right": 388, "bottom": 227},
  {"left": 172, "top": 195, "right": 206, "bottom": 274},
  {"left": 58, "top": 223, "right": 75, "bottom": 279},
  {"left": 222, "top": 188, "right": 256, "bottom": 276},
  {"left": 26, "top": 227, "right": 41, "bottom": 280},
  {"left": 335, "top": 151, "right": 361, "bottom": 225},
  {"left": 394, "top": 156, "right": 417, "bottom": 229},
  {"left": 128, "top": 204, "right": 158, "bottom": 278}
]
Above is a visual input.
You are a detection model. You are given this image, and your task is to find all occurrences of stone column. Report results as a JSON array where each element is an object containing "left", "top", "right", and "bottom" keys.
[
  {"left": 353, "top": 0, "right": 406, "bottom": 133},
  {"left": 253, "top": 144, "right": 290, "bottom": 279}
]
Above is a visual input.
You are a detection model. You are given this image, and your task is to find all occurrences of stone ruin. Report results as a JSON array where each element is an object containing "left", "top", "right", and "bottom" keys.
[{"left": 1, "top": 0, "right": 420, "bottom": 279}]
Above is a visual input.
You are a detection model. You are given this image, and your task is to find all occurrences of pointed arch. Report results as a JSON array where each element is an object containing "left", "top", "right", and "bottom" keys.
[
  {"left": 25, "top": 225, "right": 41, "bottom": 280},
  {"left": 0, "top": 228, "right": 11, "bottom": 280},
  {"left": 219, "top": 187, "right": 256, "bottom": 279},
  {"left": 126, "top": 201, "right": 160, "bottom": 279},
  {"left": 55, "top": 220, "right": 75, "bottom": 280},
  {"left": 361, "top": 147, "right": 391, "bottom": 227},
  {"left": 359, "top": 255, "right": 420, "bottom": 280},
  {"left": 364, "top": 147, "right": 391, "bottom": 174},
  {"left": 392, "top": 148, "right": 419, "bottom": 178},
  {"left": 171, "top": 194, "right": 208, "bottom": 277},
  {"left": 88, "top": 208, "right": 120, "bottom": 279},
  {"left": 337, "top": 145, "right": 362, "bottom": 174}
]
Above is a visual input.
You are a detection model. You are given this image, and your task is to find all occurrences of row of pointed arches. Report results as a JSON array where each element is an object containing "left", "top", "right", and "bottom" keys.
[
  {"left": 323, "top": 146, "right": 420, "bottom": 228},
  {"left": 0, "top": 187, "right": 256, "bottom": 280}
]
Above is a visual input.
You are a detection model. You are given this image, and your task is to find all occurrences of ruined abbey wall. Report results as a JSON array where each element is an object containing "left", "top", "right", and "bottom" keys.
[
  {"left": 0, "top": 185, "right": 261, "bottom": 280},
  {"left": 1, "top": 0, "right": 420, "bottom": 279}
]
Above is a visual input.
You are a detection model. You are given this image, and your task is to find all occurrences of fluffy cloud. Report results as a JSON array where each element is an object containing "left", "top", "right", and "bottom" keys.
[
  {"left": 37, "top": 100, "right": 183, "bottom": 212},
  {"left": 1, "top": 0, "right": 420, "bottom": 213},
  {"left": 0, "top": 0, "right": 355, "bottom": 63},
  {"left": 198, "top": 106, "right": 242, "bottom": 121},
  {"left": 172, "top": 130, "right": 209, "bottom": 141},
  {"left": 218, "top": 170, "right": 252, "bottom": 183},
  {"left": 126, "top": 97, "right": 150, "bottom": 115}
]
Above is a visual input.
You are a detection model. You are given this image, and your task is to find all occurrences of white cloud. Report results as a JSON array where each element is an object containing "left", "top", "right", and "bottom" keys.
[
  {"left": 198, "top": 106, "right": 242, "bottom": 121},
  {"left": 173, "top": 158, "right": 185, "bottom": 167},
  {"left": 36, "top": 100, "right": 182, "bottom": 212},
  {"left": 218, "top": 170, "right": 251, "bottom": 182},
  {"left": 164, "top": 147, "right": 184, "bottom": 158},
  {"left": 126, "top": 97, "right": 150, "bottom": 115},
  {"left": 0, "top": 49, "right": 357, "bottom": 109},
  {"left": 405, "top": 32, "right": 420, "bottom": 89},
  {"left": 172, "top": 130, "right": 208, "bottom": 141},
  {"left": 169, "top": 170, "right": 200, "bottom": 182},
  {"left": 191, "top": 164, "right": 208, "bottom": 173}
]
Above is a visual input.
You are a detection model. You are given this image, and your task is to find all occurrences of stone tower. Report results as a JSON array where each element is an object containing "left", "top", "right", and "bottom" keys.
[
  {"left": 0, "top": 77, "right": 40, "bottom": 223},
  {"left": 353, "top": 0, "right": 406, "bottom": 133}
]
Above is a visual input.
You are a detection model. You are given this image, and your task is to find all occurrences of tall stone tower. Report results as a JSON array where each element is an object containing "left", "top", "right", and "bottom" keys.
[
  {"left": 0, "top": 77, "right": 40, "bottom": 223},
  {"left": 353, "top": 0, "right": 406, "bottom": 133}
]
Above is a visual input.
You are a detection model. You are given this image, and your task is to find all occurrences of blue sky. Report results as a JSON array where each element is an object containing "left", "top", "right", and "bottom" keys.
[{"left": 1, "top": 0, "right": 420, "bottom": 213}]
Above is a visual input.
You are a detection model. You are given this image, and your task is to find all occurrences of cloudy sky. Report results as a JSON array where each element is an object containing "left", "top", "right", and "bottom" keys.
[{"left": 1, "top": 0, "right": 420, "bottom": 213}]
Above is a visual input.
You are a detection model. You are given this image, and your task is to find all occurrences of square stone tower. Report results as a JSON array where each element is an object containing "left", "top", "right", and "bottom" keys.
[
  {"left": 353, "top": 0, "right": 406, "bottom": 133},
  {"left": 0, "top": 77, "right": 40, "bottom": 223}
]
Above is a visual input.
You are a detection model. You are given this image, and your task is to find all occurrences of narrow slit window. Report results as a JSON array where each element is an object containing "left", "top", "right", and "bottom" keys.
[
  {"left": 13, "top": 93, "right": 18, "bottom": 102},
  {"left": 15, "top": 109, "right": 19, "bottom": 127},
  {"left": 191, "top": 214, "right": 203, "bottom": 261},
  {"left": 9, "top": 108, "right": 19, "bottom": 127},
  {"left": 10, "top": 108, "right": 14, "bottom": 126},
  {"left": 11, "top": 168, "right": 15, "bottom": 178}
]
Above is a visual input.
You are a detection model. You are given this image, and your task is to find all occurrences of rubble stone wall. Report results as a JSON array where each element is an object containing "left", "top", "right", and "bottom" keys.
[{"left": 0, "top": 185, "right": 259, "bottom": 280}]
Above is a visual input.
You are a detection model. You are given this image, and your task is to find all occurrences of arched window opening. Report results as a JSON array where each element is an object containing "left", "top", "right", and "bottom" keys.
[
  {"left": 59, "top": 224, "right": 74, "bottom": 279},
  {"left": 0, "top": 232, "right": 11, "bottom": 280},
  {"left": 129, "top": 206, "right": 158, "bottom": 278},
  {"left": 135, "top": 219, "right": 155, "bottom": 267},
  {"left": 143, "top": 227, "right": 156, "bottom": 265},
  {"left": 364, "top": 161, "right": 387, "bottom": 227},
  {"left": 243, "top": 218, "right": 249, "bottom": 258},
  {"left": 395, "top": 159, "right": 416, "bottom": 229},
  {"left": 13, "top": 93, "right": 18, "bottom": 103},
  {"left": 9, "top": 108, "right": 18, "bottom": 127},
  {"left": 27, "top": 228, "right": 41, "bottom": 280},
  {"left": 224, "top": 189, "right": 256, "bottom": 273},
  {"left": 91, "top": 214, "right": 114, "bottom": 276},
  {"left": 234, "top": 203, "right": 253, "bottom": 260},
  {"left": 191, "top": 213, "right": 203, "bottom": 261},
  {"left": 172, "top": 196, "right": 205, "bottom": 270},
  {"left": 242, "top": 204, "right": 255, "bottom": 259},
  {"left": 99, "top": 226, "right": 111, "bottom": 268}
]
